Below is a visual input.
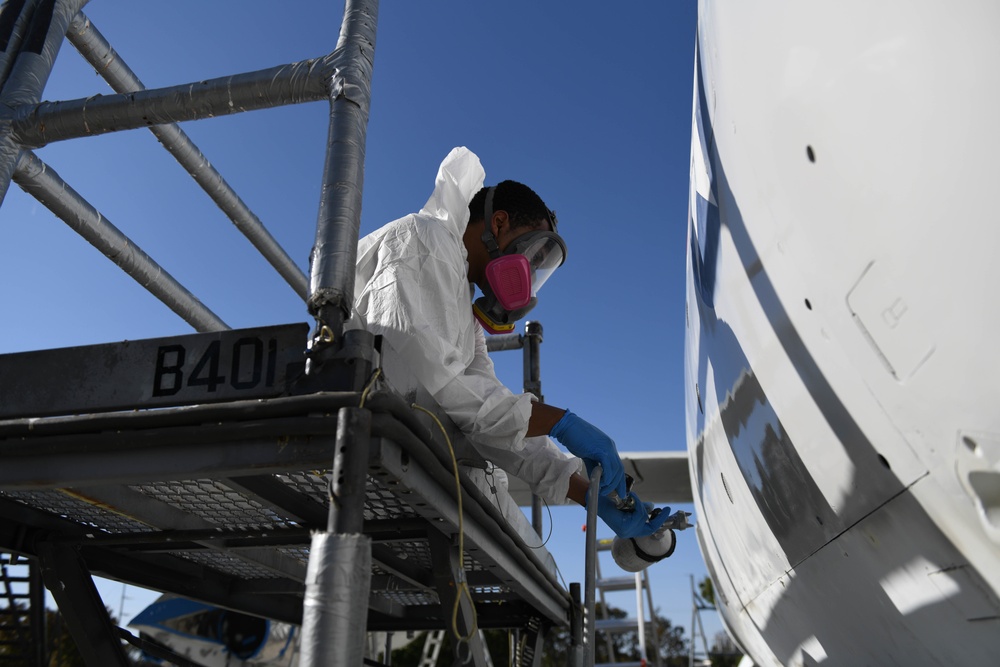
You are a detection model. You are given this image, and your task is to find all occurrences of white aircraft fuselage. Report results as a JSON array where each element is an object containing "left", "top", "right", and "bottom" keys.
[{"left": 685, "top": 2, "right": 1000, "bottom": 665}]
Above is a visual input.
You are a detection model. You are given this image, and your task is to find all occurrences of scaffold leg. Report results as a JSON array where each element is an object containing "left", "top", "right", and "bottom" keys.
[
  {"left": 583, "top": 465, "right": 602, "bottom": 667},
  {"left": 35, "top": 542, "right": 131, "bottom": 667},
  {"left": 515, "top": 615, "right": 547, "bottom": 667},
  {"left": 299, "top": 532, "right": 372, "bottom": 664},
  {"left": 299, "top": 407, "right": 373, "bottom": 665},
  {"left": 568, "top": 582, "right": 585, "bottom": 667},
  {"left": 428, "top": 530, "right": 491, "bottom": 666}
]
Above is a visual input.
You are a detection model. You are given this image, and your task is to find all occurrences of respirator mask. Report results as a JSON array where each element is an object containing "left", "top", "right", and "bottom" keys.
[{"left": 472, "top": 187, "right": 567, "bottom": 334}]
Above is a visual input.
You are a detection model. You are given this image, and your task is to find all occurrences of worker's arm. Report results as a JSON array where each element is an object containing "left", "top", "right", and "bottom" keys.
[
  {"left": 566, "top": 472, "right": 588, "bottom": 505},
  {"left": 526, "top": 402, "right": 566, "bottom": 436},
  {"left": 530, "top": 403, "right": 627, "bottom": 499}
]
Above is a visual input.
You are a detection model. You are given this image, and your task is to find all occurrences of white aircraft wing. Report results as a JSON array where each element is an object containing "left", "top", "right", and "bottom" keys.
[{"left": 505, "top": 451, "right": 692, "bottom": 506}]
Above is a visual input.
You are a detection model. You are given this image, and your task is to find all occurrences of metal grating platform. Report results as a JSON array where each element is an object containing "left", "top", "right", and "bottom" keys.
[{"left": 0, "top": 325, "right": 572, "bottom": 641}]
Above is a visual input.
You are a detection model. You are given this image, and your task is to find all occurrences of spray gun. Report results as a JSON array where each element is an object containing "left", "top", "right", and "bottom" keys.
[
  {"left": 611, "top": 508, "right": 691, "bottom": 572},
  {"left": 606, "top": 471, "right": 692, "bottom": 571},
  {"left": 602, "top": 472, "right": 693, "bottom": 571},
  {"left": 612, "top": 506, "right": 693, "bottom": 572},
  {"left": 607, "top": 474, "right": 637, "bottom": 512}
]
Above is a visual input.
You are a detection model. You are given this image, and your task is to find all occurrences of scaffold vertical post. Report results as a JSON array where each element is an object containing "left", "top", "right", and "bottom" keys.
[
  {"left": 428, "top": 530, "right": 490, "bottom": 666},
  {"left": 0, "top": 0, "right": 90, "bottom": 207},
  {"left": 29, "top": 558, "right": 46, "bottom": 667},
  {"left": 584, "top": 465, "right": 602, "bottom": 666},
  {"left": 308, "top": 0, "right": 380, "bottom": 341},
  {"left": 299, "top": 407, "right": 373, "bottom": 666},
  {"left": 327, "top": 407, "right": 371, "bottom": 534},
  {"left": 569, "top": 582, "right": 584, "bottom": 667},
  {"left": 523, "top": 321, "right": 545, "bottom": 537}
]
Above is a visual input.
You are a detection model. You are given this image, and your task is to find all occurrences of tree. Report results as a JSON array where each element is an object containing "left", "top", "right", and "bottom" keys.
[
  {"left": 0, "top": 604, "right": 88, "bottom": 667},
  {"left": 45, "top": 609, "right": 89, "bottom": 667},
  {"left": 695, "top": 577, "right": 744, "bottom": 667},
  {"left": 0, "top": 603, "right": 142, "bottom": 666},
  {"left": 709, "top": 631, "right": 743, "bottom": 667},
  {"left": 699, "top": 575, "right": 716, "bottom": 607}
]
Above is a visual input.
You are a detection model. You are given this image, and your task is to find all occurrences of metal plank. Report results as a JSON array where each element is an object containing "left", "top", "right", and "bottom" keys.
[
  {"left": 0, "top": 323, "right": 308, "bottom": 419},
  {"left": 65, "top": 485, "right": 308, "bottom": 581},
  {"left": 0, "top": 427, "right": 336, "bottom": 490},
  {"left": 226, "top": 475, "right": 330, "bottom": 526}
]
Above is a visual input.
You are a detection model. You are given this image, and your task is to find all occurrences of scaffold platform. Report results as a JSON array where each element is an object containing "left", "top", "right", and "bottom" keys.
[
  {"left": 0, "top": 324, "right": 580, "bottom": 665},
  {"left": 0, "top": 0, "right": 590, "bottom": 663}
]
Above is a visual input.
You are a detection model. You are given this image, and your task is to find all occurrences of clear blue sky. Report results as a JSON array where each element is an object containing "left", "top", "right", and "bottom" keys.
[{"left": 1, "top": 0, "right": 721, "bottom": 648}]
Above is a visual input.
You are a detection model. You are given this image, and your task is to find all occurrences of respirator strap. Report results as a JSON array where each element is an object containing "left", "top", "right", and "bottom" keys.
[{"left": 480, "top": 186, "right": 501, "bottom": 258}]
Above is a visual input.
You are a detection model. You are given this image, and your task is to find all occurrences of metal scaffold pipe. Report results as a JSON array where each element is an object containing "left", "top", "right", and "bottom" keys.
[
  {"left": 300, "top": 407, "right": 373, "bottom": 666},
  {"left": 585, "top": 465, "right": 602, "bottom": 666},
  {"left": 65, "top": 12, "right": 310, "bottom": 302},
  {"left": 307, "top": 0, "right": 378, "bottom": 338},
  {"left": 0, "top": 0, "right": 88, "bottom": 207},
  {"left": 12, "top": 150, "right": 230, "bottom": 333}
]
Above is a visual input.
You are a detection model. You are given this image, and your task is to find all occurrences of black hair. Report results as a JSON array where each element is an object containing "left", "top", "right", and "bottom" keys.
[{"left": 468, "top": 180, "right": 553, "bottom": 231}]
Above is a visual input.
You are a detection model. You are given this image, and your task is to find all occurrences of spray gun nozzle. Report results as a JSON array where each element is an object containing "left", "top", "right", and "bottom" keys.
[{"left": 607, "top": 474, "right": 636, "bottom": 511}]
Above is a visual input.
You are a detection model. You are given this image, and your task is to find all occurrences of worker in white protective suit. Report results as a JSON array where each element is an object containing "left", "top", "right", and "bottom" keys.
[{"left": 351, "top": 147, "right": 670, "bottom": 539}]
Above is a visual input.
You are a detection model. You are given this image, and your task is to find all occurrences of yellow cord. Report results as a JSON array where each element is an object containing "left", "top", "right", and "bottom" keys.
[
  {"left": 410, "top": 403, "right": 478, "bottom": 646},
  {"left": 359, "top": 367, "right": 382, "bottom": 408},
  {"left": 311, "top": 368, "right": 383, "bottom": 480}
]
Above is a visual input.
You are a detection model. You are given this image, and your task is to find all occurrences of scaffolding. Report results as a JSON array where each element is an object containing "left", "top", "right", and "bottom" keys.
[
  {"left": 0, "top": 552, "right": 45, "bottom": 665},
  {"left": 0, "top": 1, "right": 596, "bottom": 664},
  {"left": 592, "top": 540, "right": 662, "bottom": 667}
]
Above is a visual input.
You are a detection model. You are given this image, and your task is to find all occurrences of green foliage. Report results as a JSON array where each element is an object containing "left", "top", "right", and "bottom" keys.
[
  {"left": 699, "top": 575, "right": 716, "bottom": 607},
  {"left": 0, "top": 603, "right": 141, "bottom": 666},
  {"left": 44, "top": 610, "right": 89, "bottom": 667},
  {"left": 695, "top": 578, "right": 745, "bottom": 667},
  {"left": 709, "top": 631, "right": 744, "bottom": 667},
  {"left": 0, "top": 605, "right": 89, "bottom": 667}
]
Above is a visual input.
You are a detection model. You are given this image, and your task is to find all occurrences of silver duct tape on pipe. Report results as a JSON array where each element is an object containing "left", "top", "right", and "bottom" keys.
[
  {"left": 299, "top": 532, "right": 372, "bottom": 666},
  {"left": 307, "top": 0, "right": 378, "bottom": 332},
  {"left": 0, "top": 0, "right": 88, "bottom": 206},
  {"left": 10, "top": 56, "right": 331, "bottom": 148},
  {"left": 12, "top": 150, "right": 229, "bottom": 333},
  {"left": 0, "top": 0, "right": 38, "bottom": 211},
  {"left": 66, "top": 12, "right": 309, "bottom": 302},
  {"left": 0, "top": 0, "right": 39, "bottom": 87},
  {"left": 0, "top": 0, "right": 88, "bottom": 107},
  {"left": 0, "top": 137, "right": 20, "bottom": 209},
  {"left": 485, "top": 332, "right": 524, "bottom": 352}
]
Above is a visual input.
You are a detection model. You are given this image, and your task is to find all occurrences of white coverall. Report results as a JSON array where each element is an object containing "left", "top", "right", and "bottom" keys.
[{"left": 350, "top": 147, "right": 581, "bottom": 504}]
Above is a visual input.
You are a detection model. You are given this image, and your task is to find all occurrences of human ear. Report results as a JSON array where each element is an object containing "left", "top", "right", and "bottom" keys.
[{"left": 491, "top": 210, "right": 509, "bottom": 236}]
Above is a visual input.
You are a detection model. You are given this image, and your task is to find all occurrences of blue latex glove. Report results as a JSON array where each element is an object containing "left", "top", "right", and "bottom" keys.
[
  {"left": 549, "top": 410, "right": 627, "bottom": 499},
  {"left": 591, "top": 492, "right": 672, "bottom": 539}
]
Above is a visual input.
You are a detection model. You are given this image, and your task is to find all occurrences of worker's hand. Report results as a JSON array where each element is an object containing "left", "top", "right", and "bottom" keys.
[
  {"left": 549, "top": 411, "right": 627, "bottom": 499},
  {"left": 591, "top": 493, "right": 673, "bottom": 539}
]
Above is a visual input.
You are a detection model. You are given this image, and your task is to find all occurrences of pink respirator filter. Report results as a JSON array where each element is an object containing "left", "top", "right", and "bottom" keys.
[{"left": 484, "top": 254, "right": 532, "bottom": 310}]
